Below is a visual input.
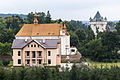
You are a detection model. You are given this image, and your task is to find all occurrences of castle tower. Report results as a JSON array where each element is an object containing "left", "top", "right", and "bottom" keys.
[{"left": 89, "top": 11, "right": 107, "bottom": 35}]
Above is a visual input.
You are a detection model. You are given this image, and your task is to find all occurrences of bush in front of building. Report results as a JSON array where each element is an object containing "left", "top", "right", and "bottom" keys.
[{"left": 0, "top": 65, "right": 120, "bottom": 80}]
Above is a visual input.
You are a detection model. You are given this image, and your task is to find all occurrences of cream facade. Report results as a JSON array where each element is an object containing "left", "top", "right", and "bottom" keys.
[
  {"left": 12, "top": 13, "right": 71, "bottom": 67},
  {"left": 13, "top": 41, "right": 61, "bottom": 67}
]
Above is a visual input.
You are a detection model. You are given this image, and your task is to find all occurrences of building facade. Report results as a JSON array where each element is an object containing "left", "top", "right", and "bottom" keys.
[
  {"left": 12, "top": 13, "right": 71, "bottom": 67},
  {"left": 89, "top": 11, "right": 108, "bottom": 35}
]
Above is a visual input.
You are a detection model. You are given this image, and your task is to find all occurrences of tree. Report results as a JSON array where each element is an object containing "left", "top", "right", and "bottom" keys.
[
  {"left": 69, "top": 30, "right": 79, "bottom": 46},
  {"left": 27, "top": 12, "right": 34, "bottom": 24},
  {"left": 87, "top": 26, "right": 95, "bottom": 41},
  {"left": 45, "top": 11, "right": 51, "bottom": 23},
  {"left": 65, "top": 21, "right": 76, "bottom": 32},
  {"left": 0, "top": 43, "right": 12, "bottom": 55},
  {"left": 75, "top": 28, "right": 86, "bottom": 42},
  {"left": 85, "top": 38, "right": 104, "bottom": 61},
  {"left": 37, "top": 12, "right": 46, "bottom": 24},
  {"left": 115, "top": 21, "right": 120, "bottom": 34},
  {"left": 5, "top": 16, "right": 23, "bottom": 29}
]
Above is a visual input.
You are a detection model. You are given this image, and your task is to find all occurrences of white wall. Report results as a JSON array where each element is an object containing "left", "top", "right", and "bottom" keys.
[{"left": 90, "top": 21, "right": 107, "bottom": 35}]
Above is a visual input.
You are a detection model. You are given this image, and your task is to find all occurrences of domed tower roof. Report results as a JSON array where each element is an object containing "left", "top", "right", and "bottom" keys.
[{"left": 34, "top": 13, "right": 38, "bottom": 24}]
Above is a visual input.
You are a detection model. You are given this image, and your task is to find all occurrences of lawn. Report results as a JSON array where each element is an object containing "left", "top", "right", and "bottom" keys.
[
  {"left": 88, "top": 62, "right": 120, "bottom": 68},
  {"left": 84, "top": 58, "right": 120, "bottom": 68}
]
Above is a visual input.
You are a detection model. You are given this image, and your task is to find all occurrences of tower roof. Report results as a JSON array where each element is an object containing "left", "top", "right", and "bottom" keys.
[
  {"left": 90, "top": 11, "right": 107, "bottom": 22},
  {"left": 94, "top": 11, "right": 102, "bottom": 19},
  {"left": 34, "top": 13, "right": 38, "bottom": 24}
]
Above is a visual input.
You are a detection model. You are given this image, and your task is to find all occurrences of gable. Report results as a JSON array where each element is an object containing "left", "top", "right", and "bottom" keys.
[
  {"left": 12, "top": 39, "right": 61, "bottom": 49},
  {"left": 23, "top": 40, "right": 46, "bottom": 49}
]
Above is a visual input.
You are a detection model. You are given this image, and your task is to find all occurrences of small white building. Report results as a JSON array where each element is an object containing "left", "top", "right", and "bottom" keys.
[{"left": 90, "top": 11, "right": 108, "bottom": 35}]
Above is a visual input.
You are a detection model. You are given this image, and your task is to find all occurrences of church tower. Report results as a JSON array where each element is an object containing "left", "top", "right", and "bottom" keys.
[{"left": 89, "top": 11, "right": 107, "bottom": 35}]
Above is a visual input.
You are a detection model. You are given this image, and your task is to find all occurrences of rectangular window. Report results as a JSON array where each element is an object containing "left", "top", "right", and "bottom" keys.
[
  {"left": 27, "top": 60, "right": 30, "bottom": 64},
  {"left": 32, "top": 51, "right": 36, "bottom": 58},
  {"left": 32, "top": 59, "right": 36, "bottom": 66},
  {"left": 38, "top": 51, "right": 42, "bottom": 56},
  {"left": 48, "top": 51, "right": 51, "bottom": 56},
  {"left": 39, "top": 59, "right": 41, "bottom": 64},
  {"left": 18, "top": 59, "right": 21, "bottom": 64},
  {"left": 27, "top": 51, "right": 30, "bottom": 56},
  {"left": 48, "top": 59, "right": 51, "bottom": 64},
  {"left": 18, "top": 51, "right": 21, "bottom": 56},
  {"left": 28, "top": 45, "right": 29, "bottom": 47}
]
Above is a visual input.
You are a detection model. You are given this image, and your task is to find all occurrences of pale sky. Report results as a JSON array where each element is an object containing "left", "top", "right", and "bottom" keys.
[{"left": 0, "top": 0, "right": 120, "bottom": 21}]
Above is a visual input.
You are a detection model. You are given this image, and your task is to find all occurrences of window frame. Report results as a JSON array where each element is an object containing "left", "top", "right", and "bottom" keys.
[
  {"left": 34, "top": 44, "right": 36, "bottom": 47},
  {"left": 48, "top": 51, "right": 51, "bottom": 56},
  {"left": 31, "top": 44, "right": 33, "bottom": 47},
  {"left": 48, "top": 59, "right": 51, "bottom": 64},
  {"left": 27, "top": 51, "right": 30, "bottom": 56},
  {"left": 38, "top": 51, "right": 42, "bottom": 56},
  {"left": 39, "top": 59, "right": 42, "bottom": 64},
  {"left": 18, "top": 59, "right": 21, "bottom": 64},
  {"left": 27, "top": 60, "right": 30, "bottom": 64},
  {"left": 18, "top": 51, "right": 21, "bottom": 56}
]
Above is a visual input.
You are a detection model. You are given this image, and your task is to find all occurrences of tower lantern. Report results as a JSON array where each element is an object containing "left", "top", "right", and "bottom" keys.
[{"left": 34, "top": 13, "right": 38, "bottom": 24}]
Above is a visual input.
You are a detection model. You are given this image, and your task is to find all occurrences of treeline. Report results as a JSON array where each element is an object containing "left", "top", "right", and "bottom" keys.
[
  {"left": 69, "top": 22, "right": 120, "bottom": 62},
  {"left": 0, "top": 65, "right": 120, "bottom": 80}
]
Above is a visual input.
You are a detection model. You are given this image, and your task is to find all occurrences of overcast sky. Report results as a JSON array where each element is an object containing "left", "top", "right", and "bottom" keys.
[{"left": 0, "top": 0, "right": 120, "bottom": 21}]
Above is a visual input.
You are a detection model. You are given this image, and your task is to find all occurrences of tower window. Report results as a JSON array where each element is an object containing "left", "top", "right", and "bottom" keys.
[
  {"left": 48, "top": 59, "right": 51, "bottom": 64},
  {"left": 48, "top": 51, "right": 51, "bottom": 56},
  {"left": 18, "top": 59, "right": 21, "bottom": 64},
  {"left": 18, "top": 51, "right": 20, "bottom": 56},
  {"left": 94, "top": 24, "right": 96, "bottom": 26},
  {"left": 31, "top": 45, "right": 33, "bottom": 47}
]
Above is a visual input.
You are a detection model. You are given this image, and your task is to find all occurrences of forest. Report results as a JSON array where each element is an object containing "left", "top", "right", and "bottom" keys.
[{"left": 0, "top": 11, "right": 120, "bottom": 66}]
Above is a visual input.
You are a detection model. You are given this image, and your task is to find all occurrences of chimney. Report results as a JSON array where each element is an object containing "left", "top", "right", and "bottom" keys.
[
  {"left": 25, "top": 38, "right": 28, "bottom": 43},
  {"left": 43, "top": 39, "right": 45, "bottom": 43}
]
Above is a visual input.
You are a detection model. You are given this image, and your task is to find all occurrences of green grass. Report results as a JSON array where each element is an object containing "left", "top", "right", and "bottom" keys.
[
  {"left": 88, "top": 62, "right": 120, "bottom": 68},
  {"left": 84, "top": 58, "right": 120, "bottom": 68}
]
